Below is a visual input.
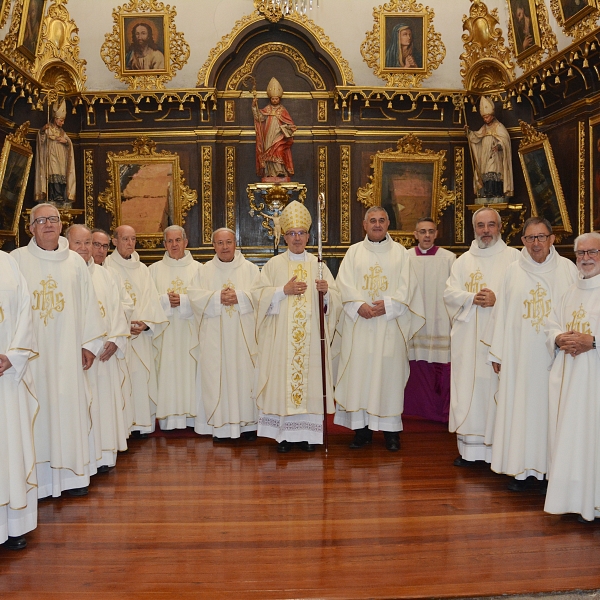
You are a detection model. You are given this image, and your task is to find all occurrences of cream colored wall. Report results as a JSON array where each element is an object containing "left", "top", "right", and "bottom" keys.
[{"left": 1, "top": 0, "right": 591, "bottom": 90}]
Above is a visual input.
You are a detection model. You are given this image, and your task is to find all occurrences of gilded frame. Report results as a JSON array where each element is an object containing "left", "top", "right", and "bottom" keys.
[
  {"left": 119, "top": 12, "right": 169, "bottom": 76},
  {"left": 557, "top": 0, "right": 596, "bottom": 29},
  {"left": 98, "top": 137, "right": 197, "bottom": 249},
  {"left": 17, "top": 0, "right": 47, "bottom": 61},
  {"left": 518, "top": 121, "right": 572, "bottom": 237},
  {"left": 0, "top": 122, "right": 33, "bottom": 241},
  {"left": 507, "top": 0, "right": 542, "bottom": 61},
  {"left": 380, "top": 12, "right": 427, "bottom": 74},
  {"left": 357, "top": 134, "right": 455, "bottom": 246}
]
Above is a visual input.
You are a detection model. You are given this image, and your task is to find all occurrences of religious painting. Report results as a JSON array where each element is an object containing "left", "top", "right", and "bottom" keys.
[
  {"left": 588, "top": 115, "right": 600, "bottom": 231},
  {"left": 357, "top": 134, "right": 455, "bottom": 247},
  {"left": 0, "top": 124, "right": 33, "bottom": 240},
  {"left": 120, "top": 13, "right": 168, "bottom": 75},
  {"left": 17, "top": 0, "right": 47, "bottom": 61},
  {"left": 518, "top": 124, "right": 572, "bottom": 238},
  {"left": 557, "top": 0, "right": 595, "bottom": 27},
  {"left": 507, "top": 0, "right": 541, "bottom": 60},
  {"left": 98, "top": 137, "right": 197, "bottom": 249},
  {"left": 381, "top": 13, "right": 426, "bottom": 72}
]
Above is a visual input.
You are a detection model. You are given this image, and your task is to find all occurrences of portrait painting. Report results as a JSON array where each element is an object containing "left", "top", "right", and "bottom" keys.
[
  {"left": 120, "top": 13, "right": 168, "bottom": 74},
  {"left": 558, "top": 0, "right": 595, "bottom": 26},
  {"left": 17, "top": 0, "right": 47, "bottom": 61},
  {"left": 0, "top": 139, "right": 33, "bottom": 237},
  {"left": 382, "top": 14, "right": 425, "bottom": 72},
  {"left": 508, "top": 0, "right": 541, "bottom": 59}
]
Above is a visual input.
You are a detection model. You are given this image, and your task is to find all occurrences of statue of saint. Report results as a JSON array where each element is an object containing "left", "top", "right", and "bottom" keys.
[
  {"left": 35, "top": 100, "right": 76, "bottom": 206},
  {"left": 252, "top": 77, "right": 297, "bottom": 182},
  {"left": 466, "top": 96, "right": 513, "bottom": 200}
]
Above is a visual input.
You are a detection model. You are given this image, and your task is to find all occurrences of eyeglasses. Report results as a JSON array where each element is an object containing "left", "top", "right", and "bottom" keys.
[
  {"left": 522, "top": 234, "right": 550, "bottom": 243},
  {"left": 92, "top": 242, "right": 110, "bottom": 250},
  {"left": 575, "top": 249, "right": 600, "bottom": 258},
  {"left": 285, "top": 231, "right": 307, "bottom": 238},
  {"left": 32, "top": 215, "right": 60, "bottom": 225}
]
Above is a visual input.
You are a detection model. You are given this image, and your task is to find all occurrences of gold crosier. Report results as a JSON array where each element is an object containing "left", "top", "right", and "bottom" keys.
[
  {"left": 522, "top": 283, "right": 551, "bottom": 333},
  {"left": 32, "top": 275, "right": 65, "bottom": 326}
]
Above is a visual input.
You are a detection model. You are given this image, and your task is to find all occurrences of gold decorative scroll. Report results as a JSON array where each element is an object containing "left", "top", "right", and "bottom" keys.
[
  {"left": 84, "top": 149, "right": 94, "bottom": 229},
  {"left": 225, "top": 146, "right": 235, "bottom": 231},
  {"left": 550, "top": 0, "right": 600, "bottom": 41},
  {"left": 454, "top": 146, "right": 465, "bottom": 244},
  {"left": 201, "top": 146, "right": 213, "bottom": 245},
  {"left": 340, "top": 145, "right": 351, "bottom": 244},
  {"left": 578, "top": 120, "right": 585, "bottom": 236},
  {"left": 318, "top": 146, "right": 327, "bottom": 242}
]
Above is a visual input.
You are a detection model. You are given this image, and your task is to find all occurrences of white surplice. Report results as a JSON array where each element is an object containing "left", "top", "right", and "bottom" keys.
[
  {"left": 105, "top": 251, "right": 168, "bottom": 434},
  {"left": 485, "top": 247, "right": 577, "bottom": 480},
  {"left": 544, "top": 274, "right": 600, "bottom": 521},
  {"left": 252, "top": 251, "right": 341, "bottom": 444},
  {"left": 0, "top": 251, "right": 38, "bottom": 542},
  {"left": 12, "top": 238, "right": 105, "bottom": 497},
  {"left": 443, "top": 239, "right": 519, "bottom": 461},
  {"left": 149, "top": 251, "right": 202, "bottom": 430},
  {"left": 188, "top": 251, "right": 260, "bottom": 438},
  {"left": 86, "top": 259, "right": 132, "bottom": 467},
  {"left": 334, "top": 235, "right": 425, "bottom": 432}
]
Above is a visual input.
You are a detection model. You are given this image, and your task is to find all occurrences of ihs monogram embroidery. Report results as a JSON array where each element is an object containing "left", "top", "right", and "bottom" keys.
[
  {"left": 522, "top": 282, "right": 551, "bottom": 333},
  {"left": 465, "top": 269, "right": 487, "bottom": 293},
  {"left": 124, "top": 280, "right": 137, "bottom": 306},
  {"left": 168, "top": 277, "right": 187, "bottom": 294},
  {"left": 290, "top": 263, "right": 308, "bottom": 408},
  {"left": 566, "top": 304, "right": 592, "bottom": 334},
  {"left": 98, "top": 300, "right": 106, "bottom": 319},
  {"left": 32, "top": 275, "right": 65, "bottom": 326},
  {"left": 222, "top": 280, "right": 236, "bottom": 317},
  {"left": 362, "top": 263, "right": 388, "bottom": 301}
]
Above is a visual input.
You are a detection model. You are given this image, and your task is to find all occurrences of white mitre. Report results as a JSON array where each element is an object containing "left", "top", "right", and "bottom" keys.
[
  {"left": 479, "top": 96, "right": 495, "bottom": 116},
  {"left": 280, "top": 200, "right": 311, "bottom": 233},
  {"left": 266, "top": 77, "right": 284, "bottom": 98}
]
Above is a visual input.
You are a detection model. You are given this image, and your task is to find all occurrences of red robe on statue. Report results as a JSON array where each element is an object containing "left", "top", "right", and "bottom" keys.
[{"left": 254, "top": 103, "right": 295, "bottom": 179}]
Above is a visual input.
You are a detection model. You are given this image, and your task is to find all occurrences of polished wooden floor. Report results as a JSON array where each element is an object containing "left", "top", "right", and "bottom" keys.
[{"left": 2, "top": 429, "right": 600, "bottom": 599}]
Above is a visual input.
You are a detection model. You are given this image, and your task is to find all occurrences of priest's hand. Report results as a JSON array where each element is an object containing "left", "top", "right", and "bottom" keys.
[
  {"left": 473, "top": 288, "right": 496, "bottom": 308},
  {"left": 358, "top": 303, "right": 375, "bottom": 319},
  {"left": 492, "top": 362, "right": 501, "bottom": 374},
  {"left": 82, "top": 348, "right": 95, "bottom": 371},
  {"left": 130, "top": 321, "right": 149, "bottom": 336},
  {"left": 556, "top": 331, "right": 594, "bottom": 357},
  {"left": 284, "top": 275, "right": 307, "bottom": 296},
  {"left": 371, "top": 300, "right": 386, "bottom": 317},
  {"left": 315, "top": 279, "right": 328, "bottom": 294},
  {"left": 221, "top": 287, "right": 238, "bottom": 306},
  {"left": 99, "top": 341, "right": 118, "bottom": 363},
  {"left": 0, "top": 354, "right": 12, "bottom": 377},
  {"left": 168, "top": 292, "right": 181, "bottom": 307}
]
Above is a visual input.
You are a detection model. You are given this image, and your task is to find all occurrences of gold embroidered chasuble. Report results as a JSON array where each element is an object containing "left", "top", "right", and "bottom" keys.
[
  {"left": 335, "top": 236, "right": 425, "bottom": 418},
  {"left": 149, "top": 251, "right": 202, "bottom": 422},
  {"left": 187, "top": 250, "right": 260, "bottom": 430},
  {"left": 11, "top": 237, "right": 105, "bottom": 491},
  {"left": 252, "top": 251, "right": 340, "bottom": 417}
]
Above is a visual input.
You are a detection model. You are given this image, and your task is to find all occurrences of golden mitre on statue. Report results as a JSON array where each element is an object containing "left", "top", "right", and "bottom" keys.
[
  {"left": 479, "top": 96, "right": 495, "bottom": 116},
  {"left": 52, "top": 99, "right": 67, "bottom": 120},
  {"left": 266, "top": 77, "right": 284, "bottom": 98},
  {"left": 280, "top": 200, "right": 311, "bottom": 233}
]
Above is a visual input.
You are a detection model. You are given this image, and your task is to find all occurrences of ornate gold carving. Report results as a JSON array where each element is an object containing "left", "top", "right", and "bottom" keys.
[
  {"left": 98, "top": 136, "right": 197, "bottom": 249},
  {"left": 225, "top": 146, "right": 235, "bottom": 232},
  {"left": 100, "top": 0, "right": 190, "bottom": 90},
  {"left": 33, "top": 0, "right": 87, "bottom": 92},
  {"left": 201, "top": 146, "right": 213, "bottom": 245},
  {"left": 460, "top": 0, "right": 515, "bottom": 92},
  {"left": 519, "top": 120, "right": 546, "bottom": 146},
  {"left": 0, "top": 0, "right": 11, "bottom": 29},
  {"left": 84, "top": 149, "right": 94, "bottom": 229},
  {"left": 317, "top": 99, "right": 327, "bottom": 122},
  {"left": 7, "top": 121, "right": 32, "bottom": 150},
  {"left": 318, "top": 146, "right": 327, "bottom": 243},
  {"left": 224, "top": 100, "right": 235, "bottom": 123},
  {"left": 506, "top": 0, "right": 557, "bottom": 72},
  {"left": 0, "top": 0, "right": 37, "bottom": 72},
  {"left": 579, "top": 120, "right": 585, "bottom": 236},
  {"left": 550, "top": 0, "right": 599, "bottom": 41},
  {"left": 454, "top": 146, "right": 465, "bottom": 244},
  {"left": 255, "top": 0, "right": 285, "bottom": 23},
  {"left": 340, "top": 145, "right": 351, "bottom": 244},
  {"left": 361, "top": 0, "right": 445, "bottom": 88},
  {"left": 226, "top": 42, "right": 326, "bottom": 91},
  {"left": 197, "top": 10, "right": 354, "bottom": 87}
]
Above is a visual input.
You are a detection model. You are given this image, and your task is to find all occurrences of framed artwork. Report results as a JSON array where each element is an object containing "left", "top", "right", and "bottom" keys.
[
  {"left": 0, "top": 123, "right": 33, "bottom": 241},
  {"left": 98, "top": 137, "right": 197, "bottom": 249},
  {"left": 507, "top": 0, "right": 541, "bottom": 60},
  {"left": 557, "top": 0, "right": 595, "bottom": 27},
  {"left": 17, "top": 0, "right": 47, "bottom": 61},
  {"left": 518, "top": 121, "right": 572, "bottom": 237},
  {"left": 382, "top": 14, "right": 425, "bottom": 72},
  {"left": 357, "top": 134, "right": 455, "bottom": 247},
  {"left": 120, "top": 13, "right": 168, "bottom": 75}
]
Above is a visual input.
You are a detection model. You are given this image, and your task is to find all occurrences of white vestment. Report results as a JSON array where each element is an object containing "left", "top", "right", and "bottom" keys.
[
  {"left": 444, "top": 239, "right": 519, "bottom": 461},
  {"left": 150, "top": 251, "right": 202, "bottom": 430},
  {"left": 188, "top": 251, "right": 260, "bottom": 438},
  {"left": 485, "top": 247, "right": 577, "bottom": 480},
  {"left": 105, "top": 251, "right": 168, "bottom": 434},
  {"left": 544, "top": 274, "right": 600, "bottom": 521},
  {"left": 87, "top": 260, "right": 132, "bottom": 467},
  {"left": 408, "top": 246, "right": 456, "bottom": 363},
  {"left": 334, "top": 235, "right": 425, "bottom": 431},
  {"left": 0, "top": 251, "right": 38, "bottom": 542},
  {"left": 12, "top": 238, "right": 105, "bottom": 498},
  {"left": 252, "top": 251, "right": 341, "bottom": 444}
]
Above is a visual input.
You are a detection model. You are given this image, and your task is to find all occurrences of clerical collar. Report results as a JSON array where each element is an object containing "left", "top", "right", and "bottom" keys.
[
  {"left": 287, "top": 250, "right": 306, "bottom": 261},
  {"left": 33, "top": 237, "right": 59, "bottom": 252},
  {"left": 367, "top": 236, "right": 388, "bottom": 244},
  {"left": 416, "top": 245, "right": 439, "bottom": 255}
]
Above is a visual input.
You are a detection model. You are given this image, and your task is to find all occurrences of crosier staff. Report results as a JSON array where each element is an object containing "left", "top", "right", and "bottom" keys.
[{"left": 317, "top": 192, "right": 329, "bottom": 453}]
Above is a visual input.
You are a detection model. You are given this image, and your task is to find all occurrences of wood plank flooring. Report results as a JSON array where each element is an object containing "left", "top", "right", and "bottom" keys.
[{"left": 2, "top": 430, "right": 600, "bottom": 599}]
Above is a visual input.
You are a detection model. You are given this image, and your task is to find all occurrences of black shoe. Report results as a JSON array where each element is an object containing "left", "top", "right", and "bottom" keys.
[
  {"left": 67, "top": 486, "right": 89, "bottom": 497},
  {"left": 384, "top": 432, "right": 400, "bottom": 452},
  {"left": 241, "top": 431, "right": 257, "bottom": 442},
  {"left": 507, "top": 476, "right": 535, "bottom": 492},
  {"left": 277, "top": 440, "right": 292, "bottom": 453},
  {"left": 2, "top": 536, "right": 27, "bottom": 551},
  {"left": 298, "top": 441, "right": 315, "bottom": 452},
  {"left": 577, "top": 514, "right": 597, "bottom": 524},
  {"left": 131, "top": 431, "right": 149, "bottom": 439},
  {"left": 96, "top": 465, "right": 110, "bottom": 474},
  {"left": 539, "top": 478, "right": 548, "bottom": 496},
  {"left": 349, "top": 426, "right": 373, "bottom": 449},
  {"left": 453, "top": 456, "right": 474, "bottom": 467},
  {"left": 212, "top": 436, "right": 231, "bottom": 443}
]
